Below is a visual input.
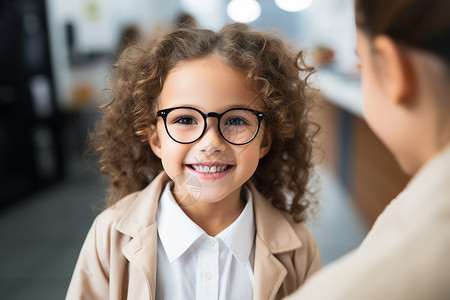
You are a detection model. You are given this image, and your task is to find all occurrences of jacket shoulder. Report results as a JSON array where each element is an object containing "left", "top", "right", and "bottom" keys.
[
  {"left": 282, "top": 212, "right": 317, "bottom": 245},
  {"left": 280, "top": 212, "right": 322, "bottom": 278},
  {"left": 93, "top": 191, "right": 141, "bottom": 231}
]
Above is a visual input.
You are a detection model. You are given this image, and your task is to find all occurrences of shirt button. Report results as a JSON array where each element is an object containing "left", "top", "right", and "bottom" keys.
[
  {"left": 206, "top": 237, "right": 215, "bottom": 246},
  {"left": 203, "top": 272, "right": 212, "bottom": 280}
]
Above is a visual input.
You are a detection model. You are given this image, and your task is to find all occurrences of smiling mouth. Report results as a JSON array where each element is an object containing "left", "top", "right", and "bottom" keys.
[{"left": 187, "top": 164, "right": 233, "bottom": 174}]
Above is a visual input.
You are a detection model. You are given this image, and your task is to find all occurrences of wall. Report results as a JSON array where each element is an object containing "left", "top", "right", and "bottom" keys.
[
  {"left": 46, "top": 0, "right": 180, "bottom": 110},
  {"left": 302, "top": 0, "right": 359, "bottom": 75}
]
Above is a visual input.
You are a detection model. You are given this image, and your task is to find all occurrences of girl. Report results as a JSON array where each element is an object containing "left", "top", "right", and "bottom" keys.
[
  {"left": 66, "top": 23, "right": 321, "bottom": 300},
  {"left": 287, "top": 0, "right": 450, "bottom": 299}
]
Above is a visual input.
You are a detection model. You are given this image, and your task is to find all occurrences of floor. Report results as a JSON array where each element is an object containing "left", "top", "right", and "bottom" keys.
[
  {"left": 0, "top": 162, "right": 103, "bottom": 300},
  {"left": 0, "top": 153, "right": 368, "bottom": 300}
]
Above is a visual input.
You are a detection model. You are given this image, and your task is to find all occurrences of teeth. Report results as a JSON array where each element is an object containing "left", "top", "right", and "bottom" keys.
[{"left": 192, "top": 165, "right": 228, "bottom": 173}]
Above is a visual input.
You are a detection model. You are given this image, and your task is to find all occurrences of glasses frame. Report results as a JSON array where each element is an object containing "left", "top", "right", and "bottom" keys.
[{"left": 156, "top": 106, "right": 265, "bottom": 145}]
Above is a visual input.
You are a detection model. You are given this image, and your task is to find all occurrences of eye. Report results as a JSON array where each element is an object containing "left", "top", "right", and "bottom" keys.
[
  {"left": 173, "top": 116, "right": 198, "bottom": 125},
  {"left": 225, "top": 117, "right": 248, "bottom": 126}
]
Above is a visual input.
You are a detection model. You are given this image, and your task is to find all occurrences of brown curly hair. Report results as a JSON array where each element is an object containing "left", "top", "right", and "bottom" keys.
[{"left": 90, "top": 22, "right": 320, "bottom": 222}]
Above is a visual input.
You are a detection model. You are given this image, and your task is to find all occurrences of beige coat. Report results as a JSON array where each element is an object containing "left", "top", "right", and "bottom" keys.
[
  {"left": 286, "top": 144, "right": 450, "bottom": 300},
  {"left": 66, "top": 172, "right": 321, "bottom": 300}
]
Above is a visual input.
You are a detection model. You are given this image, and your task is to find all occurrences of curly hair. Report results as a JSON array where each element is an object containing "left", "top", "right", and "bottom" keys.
[{"left": 89, "top": 22, "right": 320, "bottom": 222}]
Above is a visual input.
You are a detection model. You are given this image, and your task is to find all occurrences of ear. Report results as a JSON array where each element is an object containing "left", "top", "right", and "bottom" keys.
[
  {"left": 148, "top": 125, "right": 162, "bottom": 158},
  {"left": 259, "top": 131, "right": 272, "bottom": 159},
  {"left": 373, "top": 35, "right": 415, "bottom": 105}
]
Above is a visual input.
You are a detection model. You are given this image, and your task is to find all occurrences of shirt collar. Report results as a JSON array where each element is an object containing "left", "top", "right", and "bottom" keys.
[
  {"left": 157, "top": 182, "right": 255, "bottom": 265},
  {"left": 216, "top": 186, "right": 255, "bottom": 266},
  {"left": 157, "top": 181, "right": 204, "bottom": 264}
]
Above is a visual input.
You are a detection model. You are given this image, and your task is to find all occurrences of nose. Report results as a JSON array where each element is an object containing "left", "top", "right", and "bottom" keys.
[{"left": 196, "top": 121, "right": 227, "bottom": 154}]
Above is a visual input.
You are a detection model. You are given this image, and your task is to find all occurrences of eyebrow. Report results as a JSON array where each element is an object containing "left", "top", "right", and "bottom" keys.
[{"left": 165, "top": 102, "right": 262, "bottom": 112}]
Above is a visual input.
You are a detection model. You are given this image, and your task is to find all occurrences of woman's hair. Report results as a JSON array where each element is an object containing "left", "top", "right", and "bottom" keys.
[
  {"left": 90, "top": 22, "right": 320, "bottom": 222},
  {"left": 355, "top": 0, "right": 450, "bottom": 66}
]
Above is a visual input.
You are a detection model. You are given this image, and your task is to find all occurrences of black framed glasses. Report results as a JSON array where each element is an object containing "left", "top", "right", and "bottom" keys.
[{"left": 156, "top": 106, "right": 264, "bottom": 145}]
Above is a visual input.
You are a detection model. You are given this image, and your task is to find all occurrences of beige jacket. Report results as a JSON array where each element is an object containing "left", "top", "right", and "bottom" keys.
[
  {"left": 66, "top": 172, "right": 321, "bottom": 300},
  {"left": 286, "top": 144, "right": 450, "bottom": 300}
]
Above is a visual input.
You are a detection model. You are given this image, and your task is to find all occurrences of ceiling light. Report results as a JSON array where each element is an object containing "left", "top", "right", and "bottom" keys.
[
  {"left": 227, "top": 0, "right": 261, "bottom": 23},
  {"left": 275, "top": 0, "right": 313, "bottom": 12}
]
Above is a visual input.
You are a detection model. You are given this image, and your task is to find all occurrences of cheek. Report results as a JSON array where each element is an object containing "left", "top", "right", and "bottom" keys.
[
  {"left": 362, "top": 73, "right": 400, "bottom": 160},
  {"left": 362, "top": 71, "right": 385, "bottom": 133},
  {"left": 159, "top": 136, "right": 187, "bottom": 170},
  {"left": 233, "top": 143, "right": 262, "bottom": 170}
]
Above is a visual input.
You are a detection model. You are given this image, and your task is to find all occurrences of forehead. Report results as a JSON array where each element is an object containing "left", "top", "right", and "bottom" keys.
[{"left": 159, "top": 56, "right": 261, "bottom": 111}]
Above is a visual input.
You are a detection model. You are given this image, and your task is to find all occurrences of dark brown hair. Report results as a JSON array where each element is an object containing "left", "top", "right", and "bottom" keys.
[
  {"left": 90, "top": 23, "right": 320, "bottom": 222},
  {"left": 355, "top": 0, "right": 450, "bottom": 65}
]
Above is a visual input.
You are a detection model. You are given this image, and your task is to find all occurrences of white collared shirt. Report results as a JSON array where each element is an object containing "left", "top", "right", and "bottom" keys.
[{"left": 156, "top": 182, "right": 255, "bottom": 300}]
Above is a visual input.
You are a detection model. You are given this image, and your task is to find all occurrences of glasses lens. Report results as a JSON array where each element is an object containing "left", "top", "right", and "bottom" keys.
[
  {"left": 165, "top": 108, "right": 204, "bottom": 143},
  {"left": 220, "top": 109, "right": 259, "bottom": 144}
]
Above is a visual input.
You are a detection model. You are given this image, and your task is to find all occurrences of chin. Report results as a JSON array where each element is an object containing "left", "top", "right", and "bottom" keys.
[
  {"left": 196, "top": 189, "right": 229, "bottom": 203},
  {"left": 396, "top": 154, "right": 421, "bottom": 176}
]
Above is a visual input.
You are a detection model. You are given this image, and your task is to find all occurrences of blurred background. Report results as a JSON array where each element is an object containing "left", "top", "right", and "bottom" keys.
[{"left": 0, "top": 0, "right": 410, "bottom": 298}]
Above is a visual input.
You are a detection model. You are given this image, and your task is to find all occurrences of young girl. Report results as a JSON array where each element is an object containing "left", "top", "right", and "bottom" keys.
[
  {"left": 287, "top": 0, "right": 450, "bottom": 299},
  {"left": 66, "top": 23, "right": 321, "bottom": 300}
]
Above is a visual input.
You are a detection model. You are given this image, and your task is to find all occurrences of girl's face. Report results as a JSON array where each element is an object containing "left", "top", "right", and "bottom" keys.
[{"left": 149, "top": 56, "right": 271, "bottom": 207}]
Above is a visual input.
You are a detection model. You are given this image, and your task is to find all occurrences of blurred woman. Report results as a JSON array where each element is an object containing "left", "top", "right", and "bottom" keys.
[{"left": 286, "top": 0, "right": 450, "bottom": 299}]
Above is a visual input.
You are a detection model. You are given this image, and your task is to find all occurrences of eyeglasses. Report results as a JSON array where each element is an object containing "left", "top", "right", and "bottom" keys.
[{"left": 156, "top": 106, "right": 264, "bottom": 145}]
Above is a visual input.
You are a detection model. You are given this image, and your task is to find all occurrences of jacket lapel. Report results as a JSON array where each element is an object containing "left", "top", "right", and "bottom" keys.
[
  {"left": 253, "top": 235, "right": 288, "bottom": 300},
  {"left": 116, "top": 172, "right": 170, "bottom": 300},
  {"left": 250, "top": 183, "right": 303, "bottom": 300},
  {"left": 121, "top": 224, "right": 158, "bottom": 299}
]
